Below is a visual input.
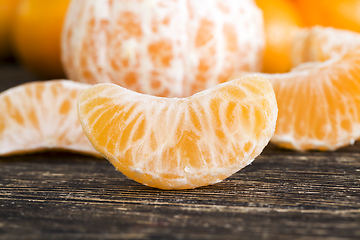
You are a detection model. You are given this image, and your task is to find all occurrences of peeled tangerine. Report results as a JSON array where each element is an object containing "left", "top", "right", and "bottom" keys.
[
  {"left": 264, "top": 27, "right": 360, "bottom": 151},
  {"left": 62, "top": 0, "right": 264, "bottom": 97},
  {"left": 0, "top": 80, "right": 100, "bottom": 156},
  {"left": 77, "top": 75, "right": 278, "bottom": 190}
]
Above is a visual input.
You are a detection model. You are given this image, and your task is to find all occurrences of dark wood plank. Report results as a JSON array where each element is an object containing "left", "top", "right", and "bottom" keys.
[
  {"left": 1, "top": 146, "right": 360, "bottom": 240},
  {"left": 0, "top": 63, "right": 360, "bottom": 240}
]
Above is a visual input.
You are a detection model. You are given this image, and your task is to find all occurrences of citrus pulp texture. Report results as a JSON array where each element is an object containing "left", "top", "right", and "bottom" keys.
[
  {"left": 264, "top": 27, "right": 360, "bottom": 151},
  {"left": 62, "top": 0, "right": 264, "bottom": 97},
  {"left": 0, "top": 80, "right": 100, "bottom": 156},
  {"left": 78, "top": 75, "right": 278, "bottom": 189}
]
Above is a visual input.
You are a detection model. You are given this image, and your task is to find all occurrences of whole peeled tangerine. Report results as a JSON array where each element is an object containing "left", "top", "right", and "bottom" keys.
[{"left": 62, "top": 0, "right": 265, "bottom": 97}]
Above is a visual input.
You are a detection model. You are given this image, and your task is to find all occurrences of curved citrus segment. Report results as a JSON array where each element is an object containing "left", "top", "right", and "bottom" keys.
[
  {"left": 0, "top": 80, "right": 100, "bottom": 157},
  {"left": 78, "top": 75, "right": 278, "bottom": 190},
  {"left": 62, "top": 0, "right": 264, "bottom": 97},
  {"left": 264, "top": 27, "right": 360, "bottom": 151}
]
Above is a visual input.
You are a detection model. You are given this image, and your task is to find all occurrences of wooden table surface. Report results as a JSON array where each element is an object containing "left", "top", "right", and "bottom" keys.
[{"left": 1, "top": 62, "right": 360, "bottom": 240}]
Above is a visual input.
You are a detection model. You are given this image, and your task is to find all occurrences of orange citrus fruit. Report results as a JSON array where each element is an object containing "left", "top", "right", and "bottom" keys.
[
  {"left": 255, "top": 0, "right": 304, "bottom": 73},
  {"left": 62, "top": 0, "right": 265, "bottom": 97},
  {"left": 0, "top": 80, "right": 100, "bottom": 157},
  {"left": 77, "top": 75, "right": 278, "bottom": 190},
  {"left": 263, "top": 27, "right": 360, "bottom": 151},
  {"left": 12, "top": 0, "right": 71, "bottom": 79},
  {"left": 294, "top": 0, "right": 360, "bottom": 32},
  {"left": 0, "top": 0, "right": 20, "bottom": 59}
]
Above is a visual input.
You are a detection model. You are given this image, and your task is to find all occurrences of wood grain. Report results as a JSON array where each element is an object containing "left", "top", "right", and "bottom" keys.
[{"left": 0, "top": 63, "right": 360, "bottom": 240}]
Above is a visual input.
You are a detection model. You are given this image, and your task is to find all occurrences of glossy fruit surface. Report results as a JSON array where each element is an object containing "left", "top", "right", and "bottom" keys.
[{"left": 78, "top": 75, "right": 277, "bottom": 189}]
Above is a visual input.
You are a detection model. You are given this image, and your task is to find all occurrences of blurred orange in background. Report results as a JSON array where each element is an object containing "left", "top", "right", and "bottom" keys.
[
  {"left": 4, "top": 0, "right": 360, "bottom": 79},
  {"left": 0, "top": 0, "right": 20, "bottom": 59},
  {"left": 12, "top": 0, "right": 71, "bottom": 79},
  {"left": 293, "top": 0, "right": 360, "bottom": 32},
  {"left": 255, "top": 0, "right": 304, "bottom": 73}
]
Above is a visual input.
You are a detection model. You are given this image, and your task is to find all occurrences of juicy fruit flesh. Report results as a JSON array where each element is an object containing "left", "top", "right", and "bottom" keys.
[
  {"left": 0, "top": 80, "right": 100, "bottom": 156},
  {"left": 62, "top": 0, "right": 264, "bottom": 97},
  {"left": 265, "top": 27, "right": 360, "bottom": 151},
  {"left": 78, "top": 75, "right": 278, "bottom": 189}
]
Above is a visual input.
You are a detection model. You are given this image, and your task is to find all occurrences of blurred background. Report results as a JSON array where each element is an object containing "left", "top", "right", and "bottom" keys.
[
  {"left": 0, "top": 0, "right": 70, "bottom": 91},
  {"left": 1, "top": 0, "right": 360, "bottom": 82}
]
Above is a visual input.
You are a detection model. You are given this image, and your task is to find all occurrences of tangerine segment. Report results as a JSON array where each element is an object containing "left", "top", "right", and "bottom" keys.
[
  {"left": 264, "top": 27, "right": 360, "bottom": 151},
  {"left": 78, "top": 75, "right": 278, "bottom": 190},
  {"left": 0, "top": 80, "right": 100, "bottom": 157}
]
